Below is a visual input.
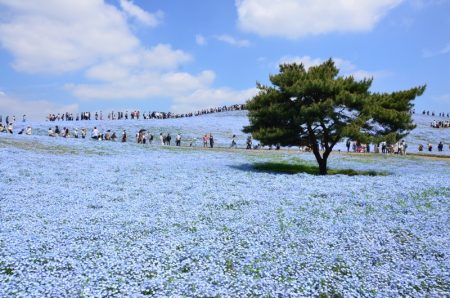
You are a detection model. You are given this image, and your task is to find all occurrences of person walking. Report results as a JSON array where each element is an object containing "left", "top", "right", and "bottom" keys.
[
  {"left": 122, "top": 130, "right": 127, "bottom": 142},
  {"left": 176, "top": 133, "right": 181, "bottom": 146},
  {"left": 230, "top": 134, "right": 237, "bottom": 148}
]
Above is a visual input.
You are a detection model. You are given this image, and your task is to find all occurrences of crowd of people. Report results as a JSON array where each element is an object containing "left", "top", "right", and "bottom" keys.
[
  {"left": 3, "top": 120, "right": 449, "bottom": 154},
  {"left": 421, "top": 110, "right": 450, "bottom": 118},
  {"left": 418, "top": 142, "right": 449, "bottom": 152},
  {"left": 1, "top": 104, "right": 448, "bottom": 155},
  {"left": 343, "top": 139, "right": 449, "bottom": 154},
  {"left": 0, "top": 123, "right": 14, "bottom": 134},
  {"left": 42, "top": 125, "right": 270, "bottom": 151},
  {"left": 431, "top": 120, "right": 450, "bottom": 128},
  {"left": 44, "top": 104, "right": 246, "bottom": 122}
]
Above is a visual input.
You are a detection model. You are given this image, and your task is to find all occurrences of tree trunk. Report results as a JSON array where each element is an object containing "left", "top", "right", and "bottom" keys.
[
  {"left": 318, "top": 158, "right": 327, "bottom": 175},
  {"left": 311, "top": 145, "right": 328, "bottom": 175}
]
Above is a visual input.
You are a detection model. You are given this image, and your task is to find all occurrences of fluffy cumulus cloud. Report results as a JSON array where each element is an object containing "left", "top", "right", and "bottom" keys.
[
  {"left": 0, "top": 92, "right": 78, "bottom": 120},
  {"left": 0, "top": 0, "right": 253, "bottom": 112},
  {"left": 172, "top": 87, "right": 258, "bottom": 113},
  {"left": 67, "top": 70, "right": 216, "bottom": 100},
  {"left": 0, "top": 0, "right": 139, "bottom": 73},
  {"left": 278, "top": 55, "right": 385, "bottom": 80},
  {"left": 119, "top": 0, "right": 163, "bottom": 27},
  {"left": 236, "top": 0, "right": 404, "bottom": 38}
]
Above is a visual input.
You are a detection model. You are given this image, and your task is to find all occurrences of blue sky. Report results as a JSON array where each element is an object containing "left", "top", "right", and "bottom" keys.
[{"left": 0, "top": 0, "right": 449, "bottom": 119}]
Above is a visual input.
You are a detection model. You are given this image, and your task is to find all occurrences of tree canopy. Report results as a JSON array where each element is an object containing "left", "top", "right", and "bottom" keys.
[{"left": 244, "top": 59, "right": 426, "bottom": 175}]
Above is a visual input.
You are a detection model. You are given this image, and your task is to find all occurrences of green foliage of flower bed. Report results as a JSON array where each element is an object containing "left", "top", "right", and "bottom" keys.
[{"left": 252, "top": 162, "right": 387, "bottom": 176}]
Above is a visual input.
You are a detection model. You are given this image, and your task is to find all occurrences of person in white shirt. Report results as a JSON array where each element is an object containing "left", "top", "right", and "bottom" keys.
[
  {"left": 92, "top": 127, "right": 99, "bottom": 140},
  {"left": 25, "top": 126, "right": 32, "bottom": 135}
]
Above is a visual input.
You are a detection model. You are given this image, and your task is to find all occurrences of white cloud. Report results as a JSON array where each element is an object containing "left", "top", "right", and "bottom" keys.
[
  {"left": 278, "top": 55, "right": 323, "bottom": 70},
  {"left": 67, "top": 70, "right": 216, "bottom": 100},
  {"left": 236, "top": 0, "right": 404, "bottom": 39},
  {"left": 119, "top": 0, "right": 163, "bottom": 27},
  {"left": 0, "top": 1, "right": 254, "bottom": 113},
  {"left": 215, "top": 35, "right": 251, "bottom": 47},
  {"left": 0, "top": 0, "right": 140, "bottom": 73},
  {"left": 277, "top": 56, "right": 385, "bottom": 80},
  {"left": 85, "top": 62, "right": 130, "bottom": 82},
  {"left": 172, "top": 87, "right": 258, "bottom": 113},
  {"left": 140, "top": 44, "right": 192, "bottom": 70},
  {"left": 0, "top": 92, "right": 78, "bottom": 120},
  {"left": 195, "top": 34, "right": 207, "bottom": 46},
  {"left": 84, "top": 44, "right": 191, "bottom": 82}
]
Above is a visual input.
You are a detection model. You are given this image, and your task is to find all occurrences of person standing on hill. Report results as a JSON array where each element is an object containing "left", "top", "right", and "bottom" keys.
[
  {"left": 209, "top": 133, "right": 214, "bottom": 148},
  {"left": 7, "top": 122, "right": 13, "bottom": 134},
  {"left": 381, "top": 141, "right": 387, "bottom": 154},
  {"left": 246, "top": 136, "right": 252, "bottom": 149},
  {"left": 346, "top": 139, "right": 351, "bottom": 152},
  {"left": 92, "top": 127, "right": 99, "bottom": 140},
  {"left": 176, "top": 133, "right": 181, "bottom": 146},
  {"left": 203, "top": 134, "right": 208, "bottom": 147}
]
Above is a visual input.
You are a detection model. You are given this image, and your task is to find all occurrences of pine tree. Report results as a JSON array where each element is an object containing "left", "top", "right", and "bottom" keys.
[{"left": 244, "top": 59, "right": 425, "bottom": 175}]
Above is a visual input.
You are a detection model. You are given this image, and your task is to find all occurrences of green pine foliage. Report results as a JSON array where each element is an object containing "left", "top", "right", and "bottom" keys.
[{"left": 244, "top": 59, "right": 426, "bottom": 175}]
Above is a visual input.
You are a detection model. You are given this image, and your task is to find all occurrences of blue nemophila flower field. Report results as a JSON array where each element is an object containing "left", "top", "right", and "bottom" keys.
[{"left": 0, "top": 112, "right": 449, "bottom": 297}]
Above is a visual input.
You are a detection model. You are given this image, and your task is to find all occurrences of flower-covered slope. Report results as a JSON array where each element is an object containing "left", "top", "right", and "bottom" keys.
[{"left": 0, "top": 113, "right": 449, "bottom": 297}]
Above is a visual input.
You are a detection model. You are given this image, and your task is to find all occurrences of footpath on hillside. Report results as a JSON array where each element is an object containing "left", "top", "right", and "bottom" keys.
[{"left": 162, "top": 144, "right": 450, "bottom": 161}]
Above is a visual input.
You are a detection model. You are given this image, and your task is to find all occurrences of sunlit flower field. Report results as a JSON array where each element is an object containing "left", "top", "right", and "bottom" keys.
[{"left": 1, "top": 112, "right": 449, "bottom": 297}]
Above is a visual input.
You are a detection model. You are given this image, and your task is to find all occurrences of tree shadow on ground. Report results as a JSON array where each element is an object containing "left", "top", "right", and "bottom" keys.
[{"left": 230, "top": 162, "right": 388, "bottom": 176}]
